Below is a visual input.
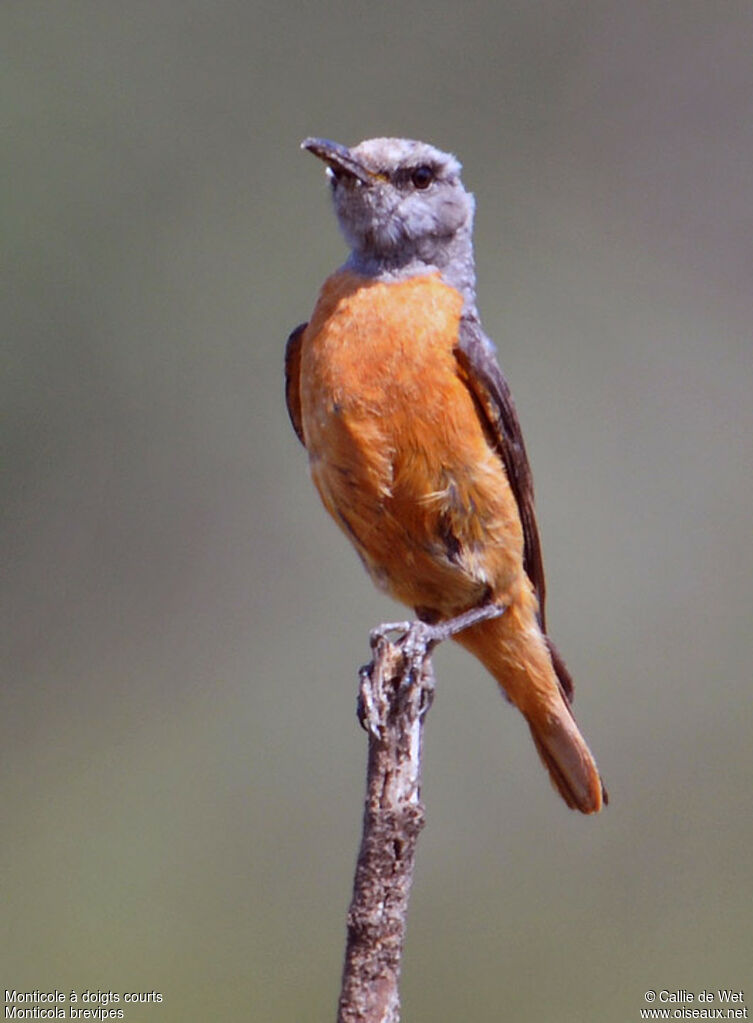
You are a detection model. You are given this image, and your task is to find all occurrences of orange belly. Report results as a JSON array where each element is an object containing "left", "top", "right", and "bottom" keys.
[{"left": 299, "top": 270, "right": 526, "bottom": 616}]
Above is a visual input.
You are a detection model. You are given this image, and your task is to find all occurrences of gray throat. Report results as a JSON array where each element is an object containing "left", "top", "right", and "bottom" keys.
[{"left": 346, "top": 224, "right": 479, "bottom": 319}]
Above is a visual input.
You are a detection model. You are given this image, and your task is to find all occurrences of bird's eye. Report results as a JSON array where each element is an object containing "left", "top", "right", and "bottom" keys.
[{"left": 411, "top": 165, "right": 434, "bottom": 190}]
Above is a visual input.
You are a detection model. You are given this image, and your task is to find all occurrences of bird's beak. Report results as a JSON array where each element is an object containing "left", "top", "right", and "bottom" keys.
[{"left": 301, "top": 137, "right": 373, "bottom": 184}]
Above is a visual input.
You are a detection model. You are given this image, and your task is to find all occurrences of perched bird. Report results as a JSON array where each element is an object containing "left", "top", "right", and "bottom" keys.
[{"left": 285, "top": 137, "right": 606, "bottom": 813}]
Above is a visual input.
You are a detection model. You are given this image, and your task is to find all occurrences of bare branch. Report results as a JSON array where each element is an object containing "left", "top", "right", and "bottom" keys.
[{"left": 337, "top": 603, "right": 505, "bottom": 1023}]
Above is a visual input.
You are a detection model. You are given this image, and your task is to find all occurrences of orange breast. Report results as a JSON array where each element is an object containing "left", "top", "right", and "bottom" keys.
[{"left": 300, "top": 270, "right": 525, "bottom": 615}]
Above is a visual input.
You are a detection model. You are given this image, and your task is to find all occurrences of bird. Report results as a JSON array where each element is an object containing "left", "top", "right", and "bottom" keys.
[{"left": 285, "top": 136, "right": 606, "bottom": 813}]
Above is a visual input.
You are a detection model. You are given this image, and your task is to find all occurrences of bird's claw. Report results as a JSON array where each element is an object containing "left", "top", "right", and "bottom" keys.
[
  {"left": 369, "top": 621, "right": 413, "bottom": 650},
  {"left": 359, "top": 604, "right": 506, "bottom": 734},
  {"left": 357, "top": 662, "right": 383, "bottom": 739}
]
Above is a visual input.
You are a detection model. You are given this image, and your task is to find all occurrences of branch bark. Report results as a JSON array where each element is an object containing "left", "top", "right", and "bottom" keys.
[{"left": 336, "top": 604, "right": 505, "bottom": 1023}]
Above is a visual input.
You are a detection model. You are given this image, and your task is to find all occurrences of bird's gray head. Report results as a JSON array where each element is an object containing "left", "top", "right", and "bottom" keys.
[{"left": 303, "top": 136, "right": 477, "bottom": 304}]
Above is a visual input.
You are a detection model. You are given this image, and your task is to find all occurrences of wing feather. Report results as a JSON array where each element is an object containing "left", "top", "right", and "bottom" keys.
[
  {"left": 456, "top": 318, "right": 574, "bottom": 703},
  {"left": 456, "top": 319, "right": 545, "bottom": 620},
  {"left": 284, "top": 323, "right": 307, "bottom": 446}
]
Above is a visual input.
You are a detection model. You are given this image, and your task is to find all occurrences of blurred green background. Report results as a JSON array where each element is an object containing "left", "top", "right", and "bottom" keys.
[{"left": 3, "top": 2, "right": 752, "bottom": 1020}]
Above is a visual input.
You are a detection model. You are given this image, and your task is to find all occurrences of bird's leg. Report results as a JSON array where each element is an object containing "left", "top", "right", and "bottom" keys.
[
  {"left": 379, "top": 601, "right": 507, "bottom": 672},
  {"left": 369, "top": 601, "right": 506, "bottom": 653},
  {"left": 358, "top": 602, "right": 506, "bottom": 735}
]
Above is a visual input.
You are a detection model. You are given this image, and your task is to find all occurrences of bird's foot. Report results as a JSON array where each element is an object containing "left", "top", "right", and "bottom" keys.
[{"left": 358, "top": 602, "right": 506, "bottom": 735}]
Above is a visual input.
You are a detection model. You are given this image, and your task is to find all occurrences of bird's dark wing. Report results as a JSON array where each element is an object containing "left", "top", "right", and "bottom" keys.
[
  {"left": 455, "top": 318, "right": 547, "bottom": 617},
  {"left": 456, "top": 318, "right": 574, "bottom": 702},
  {"left": 285, "top": 323, "right": 307, "bottom": 446}
]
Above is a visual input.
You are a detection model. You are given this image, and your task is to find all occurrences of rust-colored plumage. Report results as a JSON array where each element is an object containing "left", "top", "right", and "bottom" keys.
[{"left": 287, "top": 268, "right": 606, "bottom": 813}]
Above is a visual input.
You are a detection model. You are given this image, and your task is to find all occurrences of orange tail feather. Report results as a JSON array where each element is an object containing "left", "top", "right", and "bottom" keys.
[
  {"left": 455, "top": 610, "right": 606, "bottom": 814},
  {"left": 526, "top": 697, "right": 607, "bottom": 813}
]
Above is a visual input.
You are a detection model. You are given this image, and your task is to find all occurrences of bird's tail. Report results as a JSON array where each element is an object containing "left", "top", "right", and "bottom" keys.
[{"left": 454, "top": 607, "right": 607, "bottom": 814}]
